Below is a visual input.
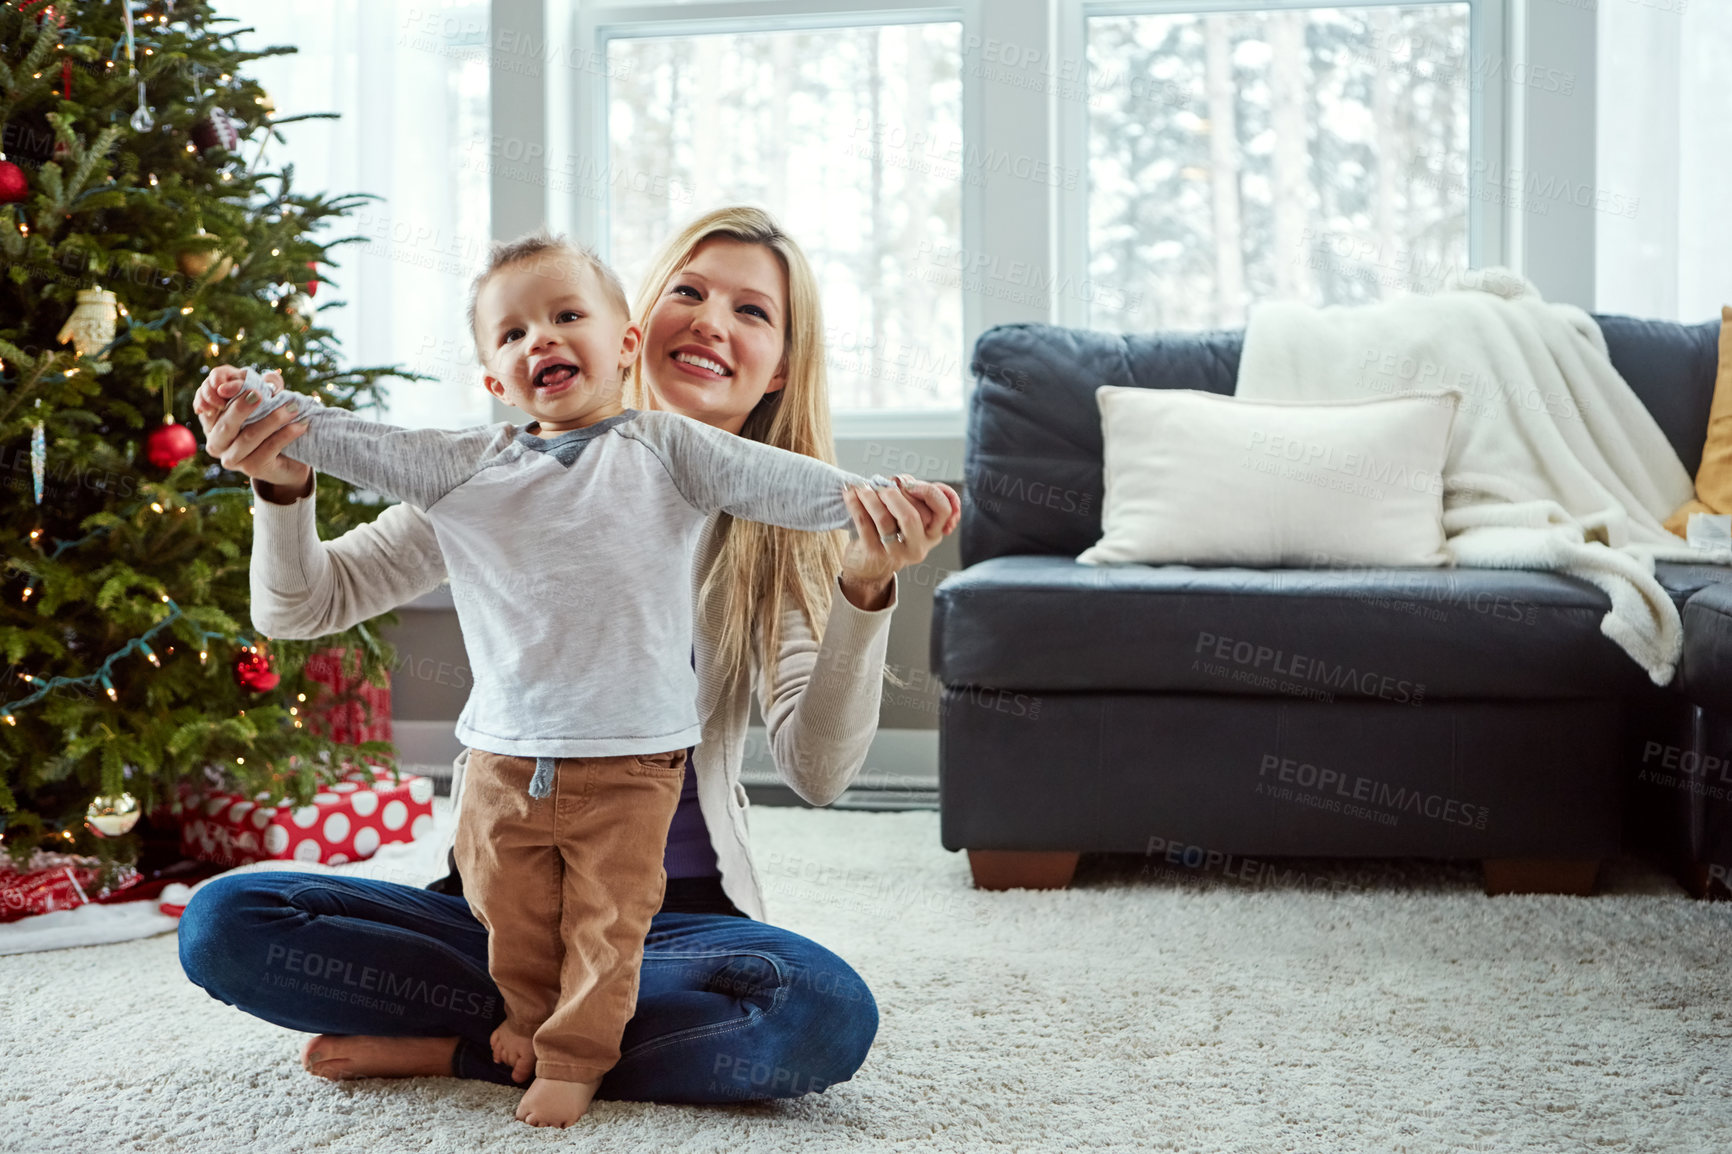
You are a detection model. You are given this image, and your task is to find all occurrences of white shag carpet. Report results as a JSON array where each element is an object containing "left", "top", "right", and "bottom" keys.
[{"left": 3, "top": 804, "right": 1731, "bottom": 1154}]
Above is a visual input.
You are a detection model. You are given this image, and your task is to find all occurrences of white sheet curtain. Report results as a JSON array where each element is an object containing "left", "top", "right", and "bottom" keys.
[
  {"left": 1596, "top": 0, "right": 1732, "bottom": 323},
  {"left": 224, "top": 0, "right": 493, "bottom": 428}
]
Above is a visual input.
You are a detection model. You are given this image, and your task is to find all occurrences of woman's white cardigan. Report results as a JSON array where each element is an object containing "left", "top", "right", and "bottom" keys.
[{"left": 247, "top": 480, "right": 896, "bottom": 921}]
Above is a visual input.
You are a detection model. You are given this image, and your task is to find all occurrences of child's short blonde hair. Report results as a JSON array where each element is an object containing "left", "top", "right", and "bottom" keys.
[{"left": 465, "top": 229, "right": 630, "bottom": 359}]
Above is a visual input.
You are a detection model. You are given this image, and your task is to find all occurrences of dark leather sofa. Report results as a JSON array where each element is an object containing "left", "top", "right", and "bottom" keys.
[{"left": 932, "top": 315, "right": 1731, "bottom": 895}]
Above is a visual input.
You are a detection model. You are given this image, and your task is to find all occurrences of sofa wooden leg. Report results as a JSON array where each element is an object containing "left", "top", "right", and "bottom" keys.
[
  {"left": 967, "top": 850, "right": 1080, "bottom": 891},
  {"left": 1482, "top": 858, "right": 1600, "bottom": 896}
]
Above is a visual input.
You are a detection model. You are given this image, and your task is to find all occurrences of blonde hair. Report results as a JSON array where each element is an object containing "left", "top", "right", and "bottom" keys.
[
  {"left": 465, "top": 228, "right": 630, "bottom": 360},
  {"left": 625, "top": 206, "right": 846, "bottom": 699}
]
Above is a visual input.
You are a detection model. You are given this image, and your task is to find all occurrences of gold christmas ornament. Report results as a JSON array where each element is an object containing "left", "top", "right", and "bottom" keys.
[
  {"left": 85, "top": 792, "right": 141, "bottom": 838},
  {"left": 177, "top": 227, "right": 234, "bottom": 280},
  {"left": 55, "top": 287, "right": 119, "bottom": 359}
]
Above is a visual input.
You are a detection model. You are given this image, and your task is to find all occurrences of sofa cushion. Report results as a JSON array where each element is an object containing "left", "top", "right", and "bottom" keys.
[
  {"left": 932, "top": 555, "right": 1651, "bottom": 701},
  {"left": 1680, "top": 581, "right": 1732, "bottom": 713},
  {"left": 1079, "top": 386, "right": 1456, "bottom": 568}
]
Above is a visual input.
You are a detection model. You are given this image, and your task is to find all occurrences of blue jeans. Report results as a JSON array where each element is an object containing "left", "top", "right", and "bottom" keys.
[{"left": 178, "top": 872, "right": 878, "bottom": 1102}]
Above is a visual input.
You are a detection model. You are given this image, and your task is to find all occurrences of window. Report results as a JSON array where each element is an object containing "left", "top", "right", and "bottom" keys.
[
  {"left": 230, "top": 0, "right": 492, "bottom": 429},
  {"left": 601, "top": 18, "right": 966, "bottom": 413},
  {"left": 1083, "top": 3, "right": 1472, "bottom": 333}
]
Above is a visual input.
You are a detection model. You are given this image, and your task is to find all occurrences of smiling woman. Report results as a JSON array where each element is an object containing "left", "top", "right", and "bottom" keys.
[{"left": 639, "top": 242, "right": 791, "bottom": 434}]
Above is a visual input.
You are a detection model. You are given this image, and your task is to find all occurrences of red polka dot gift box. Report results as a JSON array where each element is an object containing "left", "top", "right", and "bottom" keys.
[{"left": 178, "top": 767, "right": 435, "bottom": 868}]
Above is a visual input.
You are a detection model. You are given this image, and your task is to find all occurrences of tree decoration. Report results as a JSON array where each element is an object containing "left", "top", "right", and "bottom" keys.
[
  {"left": 29, "top": 401, "right": 45, "bottom": 505},
  {"left": 191, "top": 108, "right": 240, "bottom": 156},
  {"left": 177, "top": 226, "right": 234, "bottom": 280},
  {"left": 281, "top": 291, "right": 315, "bottom": 332},
  {"left": 235, "top": 648, "right": 279, "bottom": 693},
  {"left": 85, "top": 793, "right": 140, "bottom": 838},
  {"left": 55, "top": 288, "right": 118, "bottom": 359},
  {"left": 115, "top": 0, "right": 154, "bottom": 132},
  {"left": 0, "top": 152, "right": 26, "bottom": 204},
  {"left": 144, "top": 420, "right": 197, "bottom": 469},
  {"left": 147, "top": 328, "right": 198, "bottom": 471}
]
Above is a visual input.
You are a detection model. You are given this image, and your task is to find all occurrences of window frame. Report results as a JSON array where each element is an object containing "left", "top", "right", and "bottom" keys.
[{"left": 1053, "top": 0, "right": 1508, "bottom": 330}]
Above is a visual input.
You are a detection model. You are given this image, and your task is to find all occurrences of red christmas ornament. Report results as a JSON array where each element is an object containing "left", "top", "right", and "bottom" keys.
[
  {"left": 0, "top": 157, "right": 27, "bottom": 205},
  {"left": 145, "top": 421, "right": 198, "bottom": 469},
  {"left": 235, "top": 650, "right": 279, "bottom": 693},
  {"left": 305, "top": 260, "right": 319, "bottom": 297}
]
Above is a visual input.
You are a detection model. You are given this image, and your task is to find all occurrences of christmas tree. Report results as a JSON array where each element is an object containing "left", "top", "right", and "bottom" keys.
[{"left": 0, "top": 0, "right": 412, "bottom": 861}]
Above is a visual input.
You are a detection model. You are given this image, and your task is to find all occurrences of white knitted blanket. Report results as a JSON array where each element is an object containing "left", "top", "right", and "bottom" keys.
[{"left": 1238, "top": 269, "right": 1713, "bottom": 685}]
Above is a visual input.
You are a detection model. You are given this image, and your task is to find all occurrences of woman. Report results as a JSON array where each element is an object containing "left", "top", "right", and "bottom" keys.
[{"left": 177, "top": 206, "right": 961, "bottom": 1104}]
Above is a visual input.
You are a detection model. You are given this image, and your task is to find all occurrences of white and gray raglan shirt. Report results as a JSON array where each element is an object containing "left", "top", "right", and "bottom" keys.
[{"left": 241, "top": 380, "right": 872, "bottom": 794}]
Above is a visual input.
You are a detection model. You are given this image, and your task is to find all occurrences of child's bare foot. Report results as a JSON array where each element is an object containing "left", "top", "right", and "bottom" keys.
[
  {"left": 300, "top": 1034, "right": 458, "bottom": 1080},
  {"left": 516, "top": 1076, "right": 600, "bottom": 1127},
  {"left": 489, "top": 1024, "right": 536, "bottom": 1084}
]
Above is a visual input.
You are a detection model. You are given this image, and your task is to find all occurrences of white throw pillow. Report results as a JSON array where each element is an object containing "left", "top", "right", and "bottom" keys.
[{"left": 1077, "top": 387, "right": 1460, "bottom": 568}]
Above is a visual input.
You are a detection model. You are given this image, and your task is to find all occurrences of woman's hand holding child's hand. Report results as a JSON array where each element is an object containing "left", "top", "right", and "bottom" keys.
[
  {"left": 195, "top": 365, "right": 313, "bottom": 499},
  {"left": 839, "top": 475, "right": 963, "bottom": 610}
]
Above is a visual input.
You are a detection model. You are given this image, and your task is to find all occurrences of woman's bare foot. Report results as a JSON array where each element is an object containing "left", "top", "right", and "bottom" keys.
[
  {"left": 300, "top": 1034, "right": 459, "bottom": 1081},
  {"left": 516, "top": 1076, "right": 600, "bottom": 1127}
]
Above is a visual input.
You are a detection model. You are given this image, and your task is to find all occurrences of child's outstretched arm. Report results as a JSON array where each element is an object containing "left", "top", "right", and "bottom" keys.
[
  {"left": 622, "top": 410, "right": 892, "bottom": 531},
  {"left": 206, "top": 367, "right": 506, "bottom": 511}
]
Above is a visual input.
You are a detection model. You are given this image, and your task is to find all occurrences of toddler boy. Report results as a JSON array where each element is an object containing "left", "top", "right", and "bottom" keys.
[{"left": 215, "top": 239, "right": 897, "bottom": 1127}]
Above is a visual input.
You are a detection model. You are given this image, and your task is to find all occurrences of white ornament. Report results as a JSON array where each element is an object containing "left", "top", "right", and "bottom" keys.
[{"left": 55, "top": 288, "right": 119, "bottom": 360}]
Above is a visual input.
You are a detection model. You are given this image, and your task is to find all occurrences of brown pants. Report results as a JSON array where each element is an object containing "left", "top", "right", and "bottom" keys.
[{"left": 453, "top": 748, "right": 687, "bottom": 1084}]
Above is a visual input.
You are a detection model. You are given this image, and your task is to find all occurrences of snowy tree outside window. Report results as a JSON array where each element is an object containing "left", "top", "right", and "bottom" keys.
[
  {"left": 607, "top": 24, "right": 966, "bottom": 413},
  {"left": 1087, "top": 4, "right": 1471, "bottom": 333}
]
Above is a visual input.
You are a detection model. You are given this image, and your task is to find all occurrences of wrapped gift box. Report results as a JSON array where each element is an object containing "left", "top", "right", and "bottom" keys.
[
  {"left": 0, "top": 851, "right": 140, "bottom": 923},
  {"left": 179, "top": 767, "right": 434, "bottom": 867},
  {"left": 303, "top": 646, "right": 392, "bottom": 746}
]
